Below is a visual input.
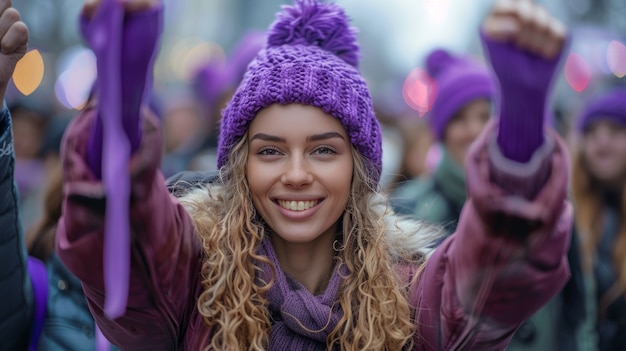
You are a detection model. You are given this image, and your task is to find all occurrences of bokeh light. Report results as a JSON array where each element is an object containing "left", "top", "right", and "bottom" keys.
[
  {"left": 606, "top": 40, "right": 626, "bottom": 78},
  {"left": 13, "top": 49, "right": 45, "bottom": 96},
  {"left": 169, "top": 38, "right": 225, "bottom": 82},
  {"left": 402, "top": 67, "right": 436, "bottom": 117},
  {"left": 423, "top": 0, "right": 452, "bottom": 26},
  {"left": 54, "top": 49, "right": 97, "bottom": 110},
  {"left": 564, "top": 52, "right": 591, "bottom": 93}
]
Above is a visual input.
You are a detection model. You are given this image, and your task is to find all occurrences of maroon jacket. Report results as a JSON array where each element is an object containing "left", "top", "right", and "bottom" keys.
[{"left": 57, "top": 107, "right": 572, "bottom": 350}]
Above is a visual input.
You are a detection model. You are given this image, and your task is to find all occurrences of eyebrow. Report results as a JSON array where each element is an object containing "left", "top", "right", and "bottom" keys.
[
  {"left": 250, "top": 133, "right": 285, "bottom": 143},
  {"left": 250, "top": 132, "right": 346, "bottom": 143}
]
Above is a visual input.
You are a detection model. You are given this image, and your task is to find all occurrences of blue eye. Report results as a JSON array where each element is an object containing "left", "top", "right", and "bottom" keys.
[
  {"left": 258, "top": 147, "right": 281, "bottom": 156},
  {"left": 313, "top": 146, "right": 337, "bottom": 155}
]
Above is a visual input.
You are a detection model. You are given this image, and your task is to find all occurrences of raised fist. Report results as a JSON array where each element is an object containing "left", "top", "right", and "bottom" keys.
[{"left": 0, "top": 0, "right": 28, "bottom": 101}]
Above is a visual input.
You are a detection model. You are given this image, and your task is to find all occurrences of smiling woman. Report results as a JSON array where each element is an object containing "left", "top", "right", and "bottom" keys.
[
  {"left": 52, "top": 0, "right": 575, "bottom": 350},
  {"left": 246, "top": 104, "right": 354, "bottom": 293}
]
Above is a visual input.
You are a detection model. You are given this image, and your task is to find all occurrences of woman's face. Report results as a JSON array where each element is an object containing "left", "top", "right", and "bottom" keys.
[
  {"left": 582, "top": 119, "right": 626, "bottom": 185},
  {"left": 443, "top": 99, "right": 491, "bottom": 165},
  {"left": 246, "top": 104, "right": 353, "bottom": 247}
]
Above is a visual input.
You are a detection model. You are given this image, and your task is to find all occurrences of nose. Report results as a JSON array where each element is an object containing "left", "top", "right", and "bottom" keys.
[
  {"left": 281, "top": 155, "right": 313, "bottom": 187},
  {"left": 467, "top": 116, "right": 486, "bottom": 141}
]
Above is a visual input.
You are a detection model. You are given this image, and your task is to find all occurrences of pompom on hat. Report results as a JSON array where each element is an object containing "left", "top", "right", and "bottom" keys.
[
  {"left": 577, "top": 88, "right": 626, "bottom": 133},
  {"left": 218, "top": 0, "right": 382, "bottom": 184},
  {"left": 425, "top": 48, "right": 496, "bottom": 141}
]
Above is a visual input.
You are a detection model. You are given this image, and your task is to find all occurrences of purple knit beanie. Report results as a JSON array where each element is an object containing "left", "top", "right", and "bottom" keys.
[
  {"left": 577, "top": 88, "right": 626, "bottom": 133},
  {"left": 425, "top": 48, "right": 495, "bottom": 141},
  {"left": 218, "top": 0, "right": 382, "bottom": 184}
]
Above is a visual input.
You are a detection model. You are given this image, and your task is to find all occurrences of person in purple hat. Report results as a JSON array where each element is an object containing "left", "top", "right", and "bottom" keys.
[
  {"left": 391, "top": 29, "right": 596, "bottom": 351},
  {"left": 572, "top": 87, "right": 626, "bottom": 351},
  {"left": 41, "top": 0, "right": 575, "bottom": 349},
  {"left": 391, "top": 47, "right": 495, "bottom": 233},
  {"left": 188, "top": 30, "right": 266, "bottom": 173}
]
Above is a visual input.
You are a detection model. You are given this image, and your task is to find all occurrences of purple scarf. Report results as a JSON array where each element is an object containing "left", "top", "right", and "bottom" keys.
[{"left": 257, "top": 238, "right": 345, "bottom": 350}]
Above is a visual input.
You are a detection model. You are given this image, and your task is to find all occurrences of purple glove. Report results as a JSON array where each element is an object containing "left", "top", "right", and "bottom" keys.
[
  {"left": 83, "top": 3, "right": 162, "bottom": 179},
  {"left": 79, "top": 0, "right": 163, "bottom": 320},
  {"left": 481, "top": 31, "right": 567, "bottom": 163}
]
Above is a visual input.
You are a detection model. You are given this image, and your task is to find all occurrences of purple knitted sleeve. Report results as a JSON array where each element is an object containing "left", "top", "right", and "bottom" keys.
[
  {"left": 480, "top": 31, "right": 566, "bottom": 163},
  {"left": 84, "top": 7, "right": 162, "bottom": 179}
]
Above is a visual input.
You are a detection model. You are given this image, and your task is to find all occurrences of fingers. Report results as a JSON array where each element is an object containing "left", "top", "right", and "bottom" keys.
[
  {"left": 1, "top": 20, "right": 27, "bottom": 55},
  {"left": 82, "top": 0, "right": 160, "bottom": 19},
  {"left": 82, "top": 0, "right": 100, "bottom": 19},
  {"left": 0, "top": 7, "right": 26, "bottom": 55},
  {"left": 483, "top": 0, "right": 567, "bottom": 59},
  {"left": 0, "top": 0, "right": 12, "bottom": 16},
  {"left": 0, "top": 6, "right": 18, "bottom": 38},
  {"left": 483, "top": 0, "right": 522, "bottom": 41},
  {"left": 123, "top": 0, "right": 162, "bottom": 12}
]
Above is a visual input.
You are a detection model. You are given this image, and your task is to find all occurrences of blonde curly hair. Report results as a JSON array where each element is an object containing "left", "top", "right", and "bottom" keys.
[{"left": 179, "top": 132, "right": 440, "bottom": 350}]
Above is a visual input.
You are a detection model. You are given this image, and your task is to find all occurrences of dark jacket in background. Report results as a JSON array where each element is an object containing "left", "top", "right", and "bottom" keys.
[
  {"left": 0, "top": 105, "right": 34, "bottom": 351},
  {"left": 0, "top": 106, "right": 118, "bottom": 351}
]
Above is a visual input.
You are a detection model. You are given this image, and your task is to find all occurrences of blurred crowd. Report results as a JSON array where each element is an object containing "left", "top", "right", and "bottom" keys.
[{"left": 5, "top": 1, "right": 626, "bottom": 350}]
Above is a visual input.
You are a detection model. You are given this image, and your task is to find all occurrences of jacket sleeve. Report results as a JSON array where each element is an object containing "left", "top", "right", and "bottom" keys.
[
  {"left": 411, "top": 121, "right": 572, "bottom": 350},
  {"left": 0, "top": 103, "right": 34, "bottom": 350},
  {"left": 56, "top": 105, "right": 203, "bottom": 350}
]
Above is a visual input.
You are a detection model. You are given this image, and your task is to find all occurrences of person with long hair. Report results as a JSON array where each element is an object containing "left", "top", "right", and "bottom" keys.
[
  {"left": 42, "top": 0, "right": 573, "bottom": 349},
  {"left": 572, "top": 87, "right": 626, "bottom": 350}
]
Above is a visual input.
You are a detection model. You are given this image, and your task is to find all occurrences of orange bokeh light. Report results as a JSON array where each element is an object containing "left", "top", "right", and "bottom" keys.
[{"left": 13, "top": 49, "right": 45, "bottom": 96}]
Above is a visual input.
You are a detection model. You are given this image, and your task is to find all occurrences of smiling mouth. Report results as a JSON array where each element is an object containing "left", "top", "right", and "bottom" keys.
[{"left": 277, "top": 200, "right": 320, "bottom": 211}]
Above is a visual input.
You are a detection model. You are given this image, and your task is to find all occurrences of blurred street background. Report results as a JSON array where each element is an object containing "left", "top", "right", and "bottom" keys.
[{"left": 11, "top": 0, "right": 626, "bottom": 120}]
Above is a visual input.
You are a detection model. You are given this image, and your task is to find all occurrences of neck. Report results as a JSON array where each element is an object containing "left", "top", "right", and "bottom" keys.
[{"left": 270, "top": 232, "right": 337, "bottom": 295}]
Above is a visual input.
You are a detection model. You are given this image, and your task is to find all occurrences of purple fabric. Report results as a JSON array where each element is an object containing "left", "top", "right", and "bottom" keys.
[
  {"left": 257, "top": 237, "right": 345, "bottom": 350},
  {"left": 90, "top": 0, "right": 129, "bottom": 320},
  {"left": 576, "top": 88, "right": 626, "bottom": 133},
  {"left": 84, "top": 6, "right": 162, "bottom": 179},
  {"left": 425, "top": 48, "right": 496, "bottom": 141},
  {"left": 481, "top": 31, "right": 566, "bottom": 163},
  {"left": 95, "top": 323, "right": 110, "bottom": 351},
  {"left": 80, "top": 0, "right": 163, "bottom": 319},
  {"left": 27, "top": 257, "right": 48, "bottom": 351},
  {"left": 217, "top": 0, "right": 382, "bottom": 186}
]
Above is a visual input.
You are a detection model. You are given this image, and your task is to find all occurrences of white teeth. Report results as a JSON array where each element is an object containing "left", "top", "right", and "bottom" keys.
[{"left": 278, "top": 200, "right": 317, "bottom": 211}]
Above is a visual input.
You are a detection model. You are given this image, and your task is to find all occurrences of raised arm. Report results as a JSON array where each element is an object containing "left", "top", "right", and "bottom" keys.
[
  {"left": 56, "top": 1, "right": 203, "bottom": 349},
  {"left": 0, "top": 3, "right": 33, "bottom": 349},
  {"left": 412, "top": 1, "right": 572, "bottom": 349}
]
